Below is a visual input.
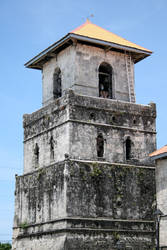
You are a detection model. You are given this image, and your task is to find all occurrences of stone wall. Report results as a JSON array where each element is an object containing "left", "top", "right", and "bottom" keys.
[
  {"left": 156, "top": 158, "right": 167, "bottom": 247},
  {"left": 17, "top": 90, "right": 156, "bottom": 249},
  {"left": 73, "top": 44, "right": 135, "bottom": 102},
  {"left": 23, "top": 93, "right": 70, "bottom": 173},
  {"left": 12, "top": 160, "right": 156, "bottom": 250},
  {"left": 23, "top": 91, "right": 156, "bottom": 173},
  {"left": 68, "top": 95, "right": 156, "bottom": 163},
  {"left": 42, "top": 46, "right": 76, "bottom": 106},
  {"left": 42, "top": 43, "right": 135, "bottom": 106}
]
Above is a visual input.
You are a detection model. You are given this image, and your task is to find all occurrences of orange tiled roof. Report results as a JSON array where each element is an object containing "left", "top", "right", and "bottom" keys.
[
  {"left": 149, "top": 145, "right": 167, "bottom": 157},
  {"left": 25, "top": 20, "right": 152, "bottom": 69},
  {"left": 70, "top": 19, "right": 152, "bottom": 53}
]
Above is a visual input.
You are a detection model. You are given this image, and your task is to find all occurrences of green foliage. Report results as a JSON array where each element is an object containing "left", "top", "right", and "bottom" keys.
[
  {"left": 19, "top": 221, "right": 28, "bottom": 229},
  {"left": 37, "top": 168, "right": 45, "bottom": 180},
  {"left": 91, "top": 165, "right": 102, "bottom": 177},
  {"left": 0, "top": 243, "right": 12, "bottom": 250},
  {"left": 113, "top": 232, "right": 120, "bottom": 242}
]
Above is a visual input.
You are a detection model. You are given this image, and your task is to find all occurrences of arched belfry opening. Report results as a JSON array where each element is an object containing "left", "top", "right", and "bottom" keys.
[
  {"left": 53, "top": 68, "right": 62, "bottom": 99},
  {"left": 125, "top": 137, "right": 131, "bottom": 160},
  {"left": 99, "top": 62, "right": 112, "bottom": 99}
]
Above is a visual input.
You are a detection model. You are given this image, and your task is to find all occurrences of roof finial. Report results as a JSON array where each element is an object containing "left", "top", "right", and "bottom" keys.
[{"left": 86, "top": 14, "right": 94, "bottom": 23}]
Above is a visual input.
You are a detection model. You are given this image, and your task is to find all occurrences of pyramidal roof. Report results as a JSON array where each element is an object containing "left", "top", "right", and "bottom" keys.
[
  {"left": 71, "top": 19, "right": 151, "bottom": 53},
  {"left": 25, "top": 20, "right": 152, "bottom": 69}
]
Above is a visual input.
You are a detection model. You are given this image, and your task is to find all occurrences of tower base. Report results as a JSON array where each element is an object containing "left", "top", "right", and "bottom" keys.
[{"left": 12, "top": 159, "right": 155, "bottom": 250}]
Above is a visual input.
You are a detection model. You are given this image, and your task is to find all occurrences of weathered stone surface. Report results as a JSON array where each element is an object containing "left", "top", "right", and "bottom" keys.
[
  {"left": 12, "top": 160, "right": 155, "bottom": 249},
  {"left": 67, "top": 161, "right": 155, "bottom": 220},
  {"left": 13, "top": 35, "right": 156, "bottom": 249},
  {"left": 42, "top": 44, "right": 135, "bottom": 106},
  {"left": 23, "top": 90, "right": 156, "bottom": 174},
  {"left": 156, "top": 158, "right": 167, "bottom": 247}
]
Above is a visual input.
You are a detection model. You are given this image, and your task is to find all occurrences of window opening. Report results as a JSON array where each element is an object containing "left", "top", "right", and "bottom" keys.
[
  {"left": 97, "top": 133, "right": 104, "bottom": 157},
  {"left": 53, "top": 68, "right": 62, "bottom": 98},
  {"left": 125, "top": 138, "right": 131, "bottom": 160},
  {"left": 49, "top": 136, "right": 54, "bottom": 160},
  {"left": 99, "top": 62, "right": 112, "bottom": 99},
  {"left": 34, "top": 143, "right": 39, "bottom": 164},
  {"left": 112, "top": 116, "right": 116, "bottom": 122},
  {"left": 133, "top": 119, "right": 136, "bottom": 125},
  {"left": 90, "top": 112, "right": 95, "bottom": 120}
]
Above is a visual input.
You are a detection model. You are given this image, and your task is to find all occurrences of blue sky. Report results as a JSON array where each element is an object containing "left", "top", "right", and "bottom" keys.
[{"left": 0, "top": 0, "right": 167, "bottom": 243}]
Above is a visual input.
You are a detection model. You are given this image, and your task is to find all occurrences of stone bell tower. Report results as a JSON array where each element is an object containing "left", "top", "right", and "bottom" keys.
[{"left": 12, "top": 20, "right": 156, "bottom": 250}]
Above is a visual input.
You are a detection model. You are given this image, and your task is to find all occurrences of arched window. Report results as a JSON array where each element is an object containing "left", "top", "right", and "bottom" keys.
[
  {"left": 125, "top": 138, "right": 131, "bottom": 160},
  {"left": 99, "top": 62, "right": 112, "bottom": 99},
  {"left": 96, "top": 133, "right": 104, "bottom": 158},
  {"left": 53, "top": 68, "right": 62, "bottom": 99}
]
